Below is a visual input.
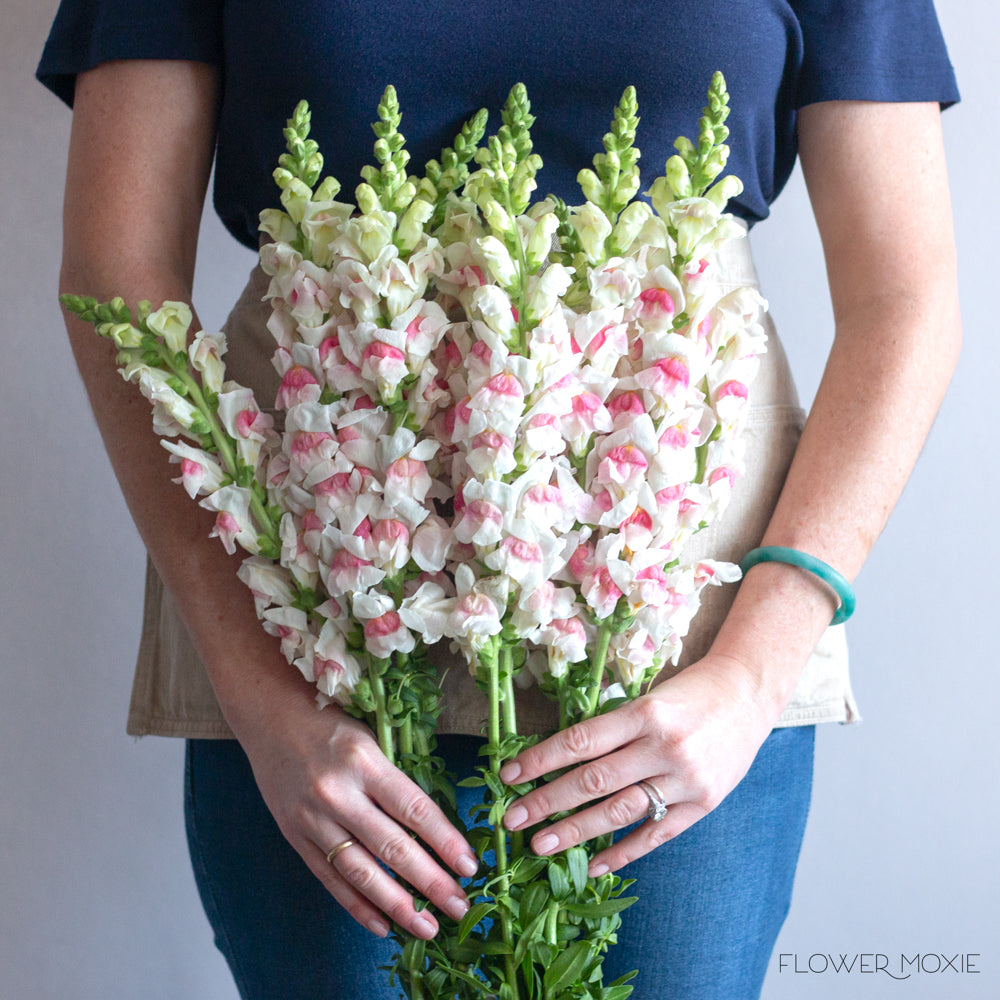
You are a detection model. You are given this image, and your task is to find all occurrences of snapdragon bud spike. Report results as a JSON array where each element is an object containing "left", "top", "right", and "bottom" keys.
[
  {"left": 578, "top": 86, "right": 641, "bottom": 224},
  {"left": 423, "top": 107, "right": 489, "bottom": 227},
  {"left": 684, "top": 71, "right": 734, "bottom": 199},
  {"left": 278, "top": 100, "right": 324, "bottom": 188},
  {"left": 359, "top": 85, "right": 417, "bottom": 217}
]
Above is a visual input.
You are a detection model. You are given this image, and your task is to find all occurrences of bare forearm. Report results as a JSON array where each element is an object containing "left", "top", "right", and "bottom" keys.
[
  {"left": 708, "top": 103, "right": 961, "bottom": 717},
  {"left": 59, "top": 58, "right": 322, "bottom": 733},
  {"left": 712, "top": 295, "right": 960, "bottom": 716},
  {"left": 59, "top": 273, "right": 321, "bottom": 736}
]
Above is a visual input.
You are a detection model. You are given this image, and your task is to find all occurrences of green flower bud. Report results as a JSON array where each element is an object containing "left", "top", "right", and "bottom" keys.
[
  {"left": 272, "top": 166, "right": 294, "bottom": 190},
  {"left": 613, "top": 171, "right": 641, "bottom": 207},
  {"left": 396, "top": 197, "right": 433, "bottom": 255},
  {"left": 577, "top": 167, "right": 604, "bottom": 206},
  {"left": 355, "top": 182, "right": 381, "bottom": 215},
  {"left": 673, "top": 135, "right": 696, "bottom": 163},
  {"left": 571, "top": 202, "right": 613, "bottom": 263},
  {"left": 394, "top": 178, "right": 417, "bottom": 213},
  {"left": 279, "top": 176, "right": 314, "bottom": 224},
  {"left": 705, "top": 173, "right": 744, "bottom": 211},
  {"left": 666, "top": 155, "right": 692, "bottom": 199},
  {"left": 647, "top": 175, "right": 674, "bottom": 218},
  {"left": 482, "top": 199, "right": 511, "bottom": 235},
  {"left": 314, "top": 175, "right": 341, "bottom": 201},
  {"left": 109, "top": 322, "right": 143, "bottom": 349},
  {"left": 524, "top": 210, "right": 560, "bottom": 271},
  {"left": 608, "top": 200, "right": 652, "bottom": 256}
]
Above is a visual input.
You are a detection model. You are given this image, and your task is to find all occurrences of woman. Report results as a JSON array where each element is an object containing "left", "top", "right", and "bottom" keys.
[{"left": 38, "top": 2, "right": 960, "bottom": 996}]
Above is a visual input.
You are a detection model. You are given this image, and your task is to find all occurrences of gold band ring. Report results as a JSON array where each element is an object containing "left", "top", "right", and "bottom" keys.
[{"left": 325, "top": 838, "right": 358, "bottom": 864}]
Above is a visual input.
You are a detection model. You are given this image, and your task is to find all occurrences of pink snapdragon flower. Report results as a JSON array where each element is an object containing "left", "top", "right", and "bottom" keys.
[
  {"left": 536, "top": 616, "right": 589, "bottom": 677},
  {"left": 275, "top": 364, "right": 322, "bottom": 409},
  {"left": 161, "top": 440, "right": 226, "bottom": 499},
  {"left": 201, "top": 485, "right": 258, "bottom": 555},
  {"left": 371, "top": 518, "right": 411, "bottom": 573},
  {"left": 484, "top": 520, "right": 564, "bottom": 591},
  {"left": 581, "top": 565, "right": 624, "bottom": 621},
  {"left": 447, "top": 564, "right": 505, "bottom": 657}
]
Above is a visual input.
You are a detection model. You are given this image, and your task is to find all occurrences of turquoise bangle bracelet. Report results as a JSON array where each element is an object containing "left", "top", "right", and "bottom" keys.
[{"left": 739, "top": 546, "right": 856, "bottom": 625}]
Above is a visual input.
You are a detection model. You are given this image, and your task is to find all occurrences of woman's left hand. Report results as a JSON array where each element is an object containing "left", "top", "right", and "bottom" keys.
[{"left": 499, "top": 653, "right": 779, "bottom": 876}]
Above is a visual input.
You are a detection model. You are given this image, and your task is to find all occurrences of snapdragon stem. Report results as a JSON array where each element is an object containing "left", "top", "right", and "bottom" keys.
[
  {"left": 370, "top": 665, "right": 396, "bottom": 766},
  {"left": 487, "top": 654, "right": 519, "bottom": 998},
  {"left": 502, "top": 187, "right": 530, "bottom": 356},
  {"left": 545, "top": 901, "right": 559, "bottom": 948},
  {"left": 400, "top": 716, "right": 414, "bottom": 758},
  {"left": 582, "top": 623, "right": 614, "bottom": 720},
  {"left": 499, "top": 647, "right": 524, "bottom": 860},
  {"left": 556, "top": 675, "right": 570, "bottom": 731},
  {"left": 409, "top": 952, "right": 426, "bottom": 1000}
]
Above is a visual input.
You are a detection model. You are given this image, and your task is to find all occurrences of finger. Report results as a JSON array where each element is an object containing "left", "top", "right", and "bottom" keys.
[
  {"left": 318, "top": 836, "right": 448, "bottom": 940},
  {"left": 371, "top": 761, "right": 480, "bottom": 880},
  {"left": 302, "top": 840, "right": 394, "bottom": 938},
  {"left": 349, "top": 800, "right": 472, "bottom": 926},
  {"left": 504, "top": 743, "right": 658, "bottom": 831},
  {"left": 499, "top": 703, "right": 648, "bottom": 785},
  {"left": 519, "top": 782, "right": 653, "bottom": 856},
  {"left": 586, "top": 800, "right": 707, "bottom": 876}
]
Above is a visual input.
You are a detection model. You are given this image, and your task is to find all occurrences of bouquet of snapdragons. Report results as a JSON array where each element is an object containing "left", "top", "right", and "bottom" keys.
[{"left": 63, "top": 73, "right": 766, "bottom": 1000}]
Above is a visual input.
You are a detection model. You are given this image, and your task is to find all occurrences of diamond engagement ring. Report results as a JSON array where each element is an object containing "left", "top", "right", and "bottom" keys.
[{"left": 637, "top": 780, "right": 669, "bottom": 822}]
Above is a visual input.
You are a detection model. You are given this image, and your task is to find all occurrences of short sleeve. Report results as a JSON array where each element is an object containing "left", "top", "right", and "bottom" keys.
[
  {"left": 788, "top": 0, "right": 959, "bottom": 110},
  {"left": 36, "top": 0, "right": 224, "bottom": 107}
]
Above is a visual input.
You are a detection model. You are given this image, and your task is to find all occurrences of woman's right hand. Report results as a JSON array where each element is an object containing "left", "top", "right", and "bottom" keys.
[
  {"left": 62, "top": 59, "right": 475, "bottom": 943},
  {"left": 234, "top": 685, "right": 477, "bottom": 940}
]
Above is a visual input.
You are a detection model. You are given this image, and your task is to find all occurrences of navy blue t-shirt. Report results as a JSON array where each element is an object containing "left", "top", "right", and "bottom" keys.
[{"left": 37, "top": 1, "right": 959, "bottom": 250}]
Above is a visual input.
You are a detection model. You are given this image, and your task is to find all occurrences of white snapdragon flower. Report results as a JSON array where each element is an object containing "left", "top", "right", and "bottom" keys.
[
  {"left": 189, "top": 330, "right": 228, "bottom": 394},
  {"left": 237, "top": 557, "right": 297, "bottom": 617},
  {"left": 146, "top": 301, "right": 193, "bottom": 355}
]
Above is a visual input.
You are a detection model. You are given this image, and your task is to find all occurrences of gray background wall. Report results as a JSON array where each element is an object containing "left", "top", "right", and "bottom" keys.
[{"left": 2, "top": 1, "right": 996, "bottom": 996}]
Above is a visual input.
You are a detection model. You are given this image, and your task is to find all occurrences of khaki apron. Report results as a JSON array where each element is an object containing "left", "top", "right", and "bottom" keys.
[{"left": 128, "top": 233, "right": 858, "bottom": 738}]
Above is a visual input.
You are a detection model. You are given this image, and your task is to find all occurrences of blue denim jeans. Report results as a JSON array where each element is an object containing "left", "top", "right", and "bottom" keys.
[{"left": 185, "top": 725, "right": 813, "bottom": 1000}]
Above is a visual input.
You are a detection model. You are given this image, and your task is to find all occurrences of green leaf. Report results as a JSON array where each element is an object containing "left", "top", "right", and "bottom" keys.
[
  {"left": 444, "top": 966, "right": 494, "bottom": 994},
  {"left": 562, "top": 897, "right": 638, "bottom": 919},
  {"left": 510, "top": 854, "right": 548, "bottom": 885},
  {"left": 518, "top": 882, "right": 551, "bottom": 926},
  {"left": 548, "top": 860, "right": 571, "bottom": 900},
  {"left": 512, "top": 910, "right": 549, "bottom": 966},
  {"left": 483, "top": 769, "right": 506, "bottom": 800},
  {"left": 566, "top": 846, "right": 589, "bottom": 897},
  {"left": 543, "top": 939, "right": 593, "bottom": 995},
  {"left": 598, "top": 986, "right": 635, "bottom": 1000},
  {"left": 457, "top": 901, "right": 495, "bottom": 943}
]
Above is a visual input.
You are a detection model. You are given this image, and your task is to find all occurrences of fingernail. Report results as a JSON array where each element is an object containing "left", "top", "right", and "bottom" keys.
[
  {"left": 504, "top": 804, "right": 528, "bottom": 830},
  {"left": 500, "top": 762, "right": 521, "bottom": 783},
  {"left": 368, "top": 917, "right": 390, "bottom": 938},
  {"left": 413, "top": 914, "right": 437, "bottom": 938},
  {"left": 445, "top": 895, "right": 470, "bottom": 920},
  {"left": 589, "top": 862, "right": 610, "bottom": 878},
  {"left": 533, "top": 833, "right": 558, "bottom": 855},
  {"left": 456, "top": 855, "right": 479, "bottom": 878}
]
